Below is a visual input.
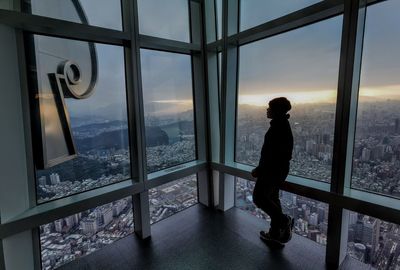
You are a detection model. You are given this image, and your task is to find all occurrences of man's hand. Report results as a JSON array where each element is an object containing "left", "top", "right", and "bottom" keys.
[{"left": 251, "top": 168, "right": 258, "bottom": 178}]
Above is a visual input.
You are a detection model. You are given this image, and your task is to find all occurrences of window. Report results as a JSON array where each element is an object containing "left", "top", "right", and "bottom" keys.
[
  {"left": 216, "top": 0, "right": 222, "bottom": 40},
  {"left": 26, "top": 0, "right": 123, "bottom": 31},
  {"left": 236, "top": 178, "right": 328, "bottom": 245},
  {"left": 39, "top": 197, "right": 134, "bottom": 270},
  {"left": 149, "top": 174, "right": 198, "bottom": 224},
  {"left": 235, "top": 17, "right": 342, "bottom": 183},
  {"left": 137, "top": 0, "right": 190, "bottom": 42},
  {"left": 140, "top": 49, "right": 196, "bottom": 173},
  {"left": 28, "top": 35, "right": 130, "bottom": 203},
  {"left": 345, "top": 211, "right": 400, "bottom": 269},
  {"left": 240, "top": 0, "right": 321, "bottom": 31},
  {"left": 351, "top": 0, "right": 400, "bottom": 199}
]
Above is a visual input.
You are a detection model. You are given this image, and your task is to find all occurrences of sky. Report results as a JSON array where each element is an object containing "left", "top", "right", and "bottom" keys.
[
  {"left": 33, "top": 0, "right": 400, "bottom": 115},
  {"left": 238, "top": 0, "right": 400, "bottom": 106}
]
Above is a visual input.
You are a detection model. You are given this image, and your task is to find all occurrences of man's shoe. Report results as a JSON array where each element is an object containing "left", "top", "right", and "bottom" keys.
[
  {"left": 260, "top": 231, "right": 285, "bottom": 248},
  {"left": 279, "top": 215, "right": 294, "bottom": 243}
]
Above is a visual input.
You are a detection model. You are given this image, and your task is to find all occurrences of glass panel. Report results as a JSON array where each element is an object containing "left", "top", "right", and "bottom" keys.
[
  {"left": 236, "top": 178, "right": 328, "bottom": 245},
  {"left": 29, "top": 35, "right": 130, "bottom": 203},
  {"left": 351, "top": 0, "right": 400, "bottom": 199},
  {"left": 0, "top": 1, "right": 12, "bottom": 9},
  {"left": 149, "top": 174, "right": 198, "bottom": 224},
  {"left": 26, "top": 0, "right": 122, "bottom": 31},
  {"left": 40, "top": 197, "right": 134, "bottom": 270},
  {"left": 345, "top": 211, "right": 400, "bottom": 269},
  {"left": 216, "top": 0, "right": 223, "bottom": 40},
  {"left": 236, "top": 17, "right": 342, "bottom": 183},
  {"left": 240, "top": 0, "right": 321, "bottom": 31},
  {"left": 218, "top": 51, "right": 222, "bottom": 114},
  {"left": 137, "top": 0, "right": 190, "bottom": 42},
  {"left": 140, "top": 49, "right": 196, "bottom": 173}
]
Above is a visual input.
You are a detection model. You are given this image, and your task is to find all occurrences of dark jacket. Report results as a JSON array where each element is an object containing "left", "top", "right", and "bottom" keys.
[{"left": 254, "top": 116, "right": 293, "bottom": 180}]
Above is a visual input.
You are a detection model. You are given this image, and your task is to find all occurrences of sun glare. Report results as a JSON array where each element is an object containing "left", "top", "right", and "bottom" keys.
[{"left": 238, "top": 90, "right": 337, "bottom": 106}]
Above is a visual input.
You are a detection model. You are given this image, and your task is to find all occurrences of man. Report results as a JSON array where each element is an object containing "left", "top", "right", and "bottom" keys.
[{"left": 251, "top": 97, "right": 294, "bottom": 243}]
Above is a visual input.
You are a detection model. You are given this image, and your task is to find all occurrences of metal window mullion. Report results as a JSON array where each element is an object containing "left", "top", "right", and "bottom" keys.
[
  {"left": 0, "top": 9, "right": 129, "bottom": 46},
  {"left": 124, "top": 0, "right": 151, "bottom": 239},
  {"left": 0, "top": 214, "right": 4, "bottom": 270},
  {"left": 14, "top": 0, "right": 42, "bottom": 265},
  {"left": 0, "top": 240, "right": 4, "bottom": 270},
  {"left": 326, "top": 0, "right": 364, "bottom": 268},
  {"left": 218, "top": 0, "right": 238, "bottom": 211},
  {"left": 230, "top": 0, "right": 344, "bottom": 46},
  {"left": 139, "top": 34, "right": 201, "bottom": 54},
  {"left": 190, "top": 0, "right": 211, "bottom": 206}
]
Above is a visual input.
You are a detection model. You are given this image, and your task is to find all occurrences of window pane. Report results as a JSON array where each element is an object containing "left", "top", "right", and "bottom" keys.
[
  {"left": 240, "top": 0, "right": 321, "bottom": 31},
  {"left": 351, "top": 0, "right": 400, "bottom": 199},
  {"left": 149, "top": 174, "right": 198, "bottom": 224},
  {"left": 236, "top": 178, "right": 328, "bottom": 245},
  {"left": 26, "top": 0, "right": 122, "bottom": 31},
  {"left": 236, "top": 17, "right": 342, "bottom": 183},
  {"left": 40, "top": 197, "right": 134, "bottom": 270},
  {"left": 345, "top": 211, "right": 400, "bottom": 269},
  {"left": 29, "top": 35, "right": 131, "bottom": 203},
  {"left": 137, "top": 0, "right": 190, "bottom": 42},
  {"left": 216, "top": 0, "right": 223, "bottom": 40},
  {"left": 140, "top": 49, "right": 196, "bottom": 173}
]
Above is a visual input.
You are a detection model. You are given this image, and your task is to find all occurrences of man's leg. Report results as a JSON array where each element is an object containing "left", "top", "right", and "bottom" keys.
[{"left": 254, "top": 184, "right": 286, "bottom": 238}]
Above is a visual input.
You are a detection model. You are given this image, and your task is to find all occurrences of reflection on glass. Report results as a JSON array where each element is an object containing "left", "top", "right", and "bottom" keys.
[
  {"left": 345, "top": 211, "right": 400, "bottom": 269},
  {"left": 235, "top": 17, "right": 342, "bottom": 183},
  {"left": 216, "top": 0, "right": 223, "bottom": 40},
  {"left": 351, "top": 0, "right": 400, "bottom": 199},
  {"left": 137, "top": 0, "right": 190, "bottom": 42},
  {"left": 240, "top": 0, "right": 321, "bottom": 31},
  {"left": 31, "top": 35, "right": 130, "bottom": 203},
  {"left": 149, "top": 174, "right": 198, "bottom": 224},
  {"left": 140, "top": 49, "right": 196, "bottom": 173},
  {"left": 236, "top": 178, "right": 328, "bottom": 245},
  {"left": 40, "top": 197, "right": 134, "bottom": 270},
  {"left": 218, "top": 52, "right": 222, "bottom": 114},
  {"left": 27, "top": 0, "right": 123, "bottom": 30}
]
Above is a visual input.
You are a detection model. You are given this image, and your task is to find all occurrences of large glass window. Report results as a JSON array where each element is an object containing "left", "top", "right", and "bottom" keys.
[
  {"left": 28, "top": 35, "right": 130, "bottom": 203},
  {"left": 236, "top": 17, "right": 342, "bottom": 183},
  {"left": 351, "top": 0, "right": 400, "bottom": 199},
  {"left": 40, "top": 197, "right": 134, "bottom": 270},
  {"left": 137, "top": 0, "right": 190, "bottom": 42},
  {"left": 26, "top": 0, "right": 123, "bottom": 31},
  {"left": 345, "top": 211, "right": 400, "bottom": 269},
  {"left": 240, "top": 0, "right": 322, "bottom": 32},
  {"left": 149, "top": 174, "right": 198, "bottom": 224},
  {"left": 140, "top": 49, "right": 196, "bottom": 173},
  {"left": 236, "top": 178, "right": 328, "bottom": 245}
]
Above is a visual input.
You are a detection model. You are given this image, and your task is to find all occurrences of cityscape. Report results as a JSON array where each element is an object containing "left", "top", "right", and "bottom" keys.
[
  {"left": 236, "top": 178, "right": 329, "bottom": 246},
  {"left": 40, "top": 197, "right": 134, "bottom": 270},
  {"left": 36, "top": 111, "right": 196, "bottom": 202},
  {"left": 149, "top": 174, "right": 198, "bottom": 224},
  {"left": 235, "top": 100, "right": 400, "bottom": 269},
  {"left": 236, "top": 100, "right": 400, "bottom": 198},
  {"left": 38, "top": 109, "right": 198, "bottom": 269}
]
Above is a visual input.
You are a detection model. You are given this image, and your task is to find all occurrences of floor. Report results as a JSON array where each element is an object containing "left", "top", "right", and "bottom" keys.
[{"left": 60, "top": 204, "right": 328, "bottom": 270}]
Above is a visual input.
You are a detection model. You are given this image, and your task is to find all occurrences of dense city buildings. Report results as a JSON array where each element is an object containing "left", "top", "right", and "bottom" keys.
[
  {"left": 235, "top": 100, "right": 400, "bottom": 269},
  {"left": 236, "top": 103, "right": 335, "bottom": 182},
  {"left": 236, "top": 178, "right": 329, "bottom": 246},
  {"left": 149, "top": 175, "right": 198, "bottom": 224},
  {"left": 40, "top": 197, "right": 134, "bottom": 270}
]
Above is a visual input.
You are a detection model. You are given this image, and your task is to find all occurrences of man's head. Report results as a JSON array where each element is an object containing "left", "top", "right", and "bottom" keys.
[{"left": 267, "top": 97, "right": 291, "bottom": 119}]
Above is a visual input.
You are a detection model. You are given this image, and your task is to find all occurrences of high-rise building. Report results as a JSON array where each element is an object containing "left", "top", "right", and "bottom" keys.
[{"left": 49, "top": 173, "right": 61, "bottom": 185}]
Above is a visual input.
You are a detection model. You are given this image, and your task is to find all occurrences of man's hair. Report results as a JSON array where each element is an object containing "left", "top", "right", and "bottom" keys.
[{"left": 268, "top": 97, "right": 291, "bottom": 115}]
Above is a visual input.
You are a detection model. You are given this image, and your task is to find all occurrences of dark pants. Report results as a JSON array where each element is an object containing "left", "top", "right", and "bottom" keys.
[{"left": 252, "top": 168, "right": 289, "bottom": 236}]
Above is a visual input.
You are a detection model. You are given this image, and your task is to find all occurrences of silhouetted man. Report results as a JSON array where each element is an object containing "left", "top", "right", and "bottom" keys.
[{"left": 251, "top": 97, "right": 294, "bottom": 243}]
